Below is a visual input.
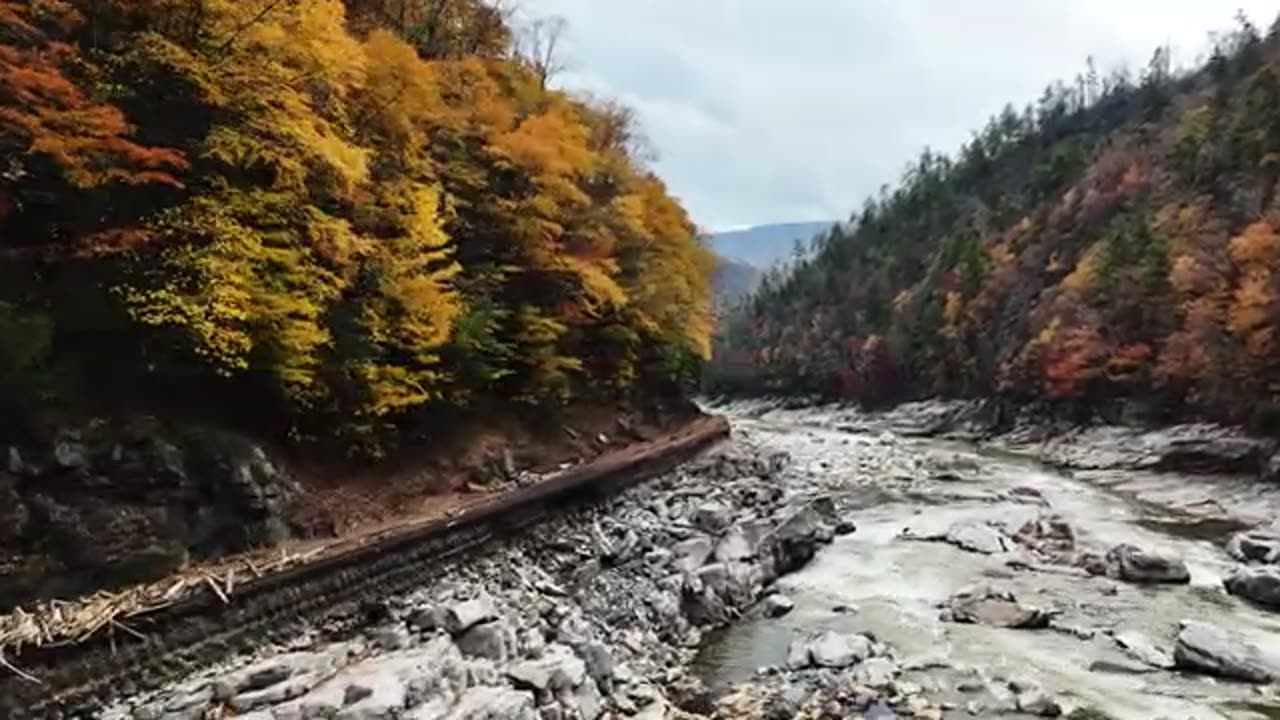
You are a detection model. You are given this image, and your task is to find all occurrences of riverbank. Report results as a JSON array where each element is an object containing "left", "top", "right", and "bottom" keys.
[
  {"left": 100, "top": 438, "right": 847, "bottom": 720},
  {"left": 693, "top": 399, "right": 1280, "bottom": 720}
]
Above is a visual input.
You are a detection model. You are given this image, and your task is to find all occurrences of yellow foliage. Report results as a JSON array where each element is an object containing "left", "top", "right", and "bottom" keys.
[{"left": 1061, "top": 245, "right": 1098, "bottom": 293}]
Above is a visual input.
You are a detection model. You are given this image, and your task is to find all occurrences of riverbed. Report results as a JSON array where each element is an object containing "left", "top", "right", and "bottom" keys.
[{"left": 694, "top": 400, "right": 1280, "bottom": 719}]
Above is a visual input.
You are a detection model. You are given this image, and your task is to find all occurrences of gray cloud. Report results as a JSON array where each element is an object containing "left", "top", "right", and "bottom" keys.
[{"left": 524, "top": 1, "right": 1278, "bottom": 231}]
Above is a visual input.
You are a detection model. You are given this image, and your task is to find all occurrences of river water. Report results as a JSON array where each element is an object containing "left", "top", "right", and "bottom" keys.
[{"left": 693, "top": 401, "right": 1280, "bottom": 720}]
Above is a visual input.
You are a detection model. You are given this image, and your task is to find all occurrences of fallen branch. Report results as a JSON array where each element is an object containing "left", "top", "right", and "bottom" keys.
[{"left": 0, "top": 652, "right": 41, "bottom": 684}]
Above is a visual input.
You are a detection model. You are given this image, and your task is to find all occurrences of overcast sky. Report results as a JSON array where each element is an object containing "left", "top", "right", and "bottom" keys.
[{"left": 523, "top": 1, "right": 1278, "bottom": 232}]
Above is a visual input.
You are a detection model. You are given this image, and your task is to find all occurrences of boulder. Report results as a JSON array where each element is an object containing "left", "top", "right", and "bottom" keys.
[
  {"left": 1141, "top": 431, "right": 1273, "bottom": 475},
  {"left": 1173, "top": 620, "right": 1280, "bottom": 682},
  {"left": 1104, "top": 544, "right": 1189, "bottom": 584},
  {"left": 787, "top": 630, "right": 874, "bottom": 669},
  {"left": 1224, "top": 566, "right": 1280, "bottom": 609},
  {"left": 1227, "top": 531, "right": 1280, "bottom": 565},
  {"left": 1113, "top": 631, "right": 1174, "bottom": 669},
  {"left": 442, "top": 594, "right": 499, "bottom": 636},
  {"left": 945, "top": 586, "right": 1052, "bottom": 629},
  {"left": 713, "top": 522, "right": 769, "bottom": 563},
  {"left": 763, "top": 497, "right": 837, "bottom": 575},
  {"left": 945, "top": 521, "right": 1012, "bottom": 554}
]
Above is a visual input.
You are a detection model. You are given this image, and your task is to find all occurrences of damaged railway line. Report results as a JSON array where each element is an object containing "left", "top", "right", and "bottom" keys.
[{"left": 0, "top": 417, "right": 730, "bottom": 720}]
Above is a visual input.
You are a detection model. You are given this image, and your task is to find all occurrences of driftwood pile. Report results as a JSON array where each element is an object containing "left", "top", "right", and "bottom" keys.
[{"left": 0, "top": 543, "right": 335, "bottom": 683}]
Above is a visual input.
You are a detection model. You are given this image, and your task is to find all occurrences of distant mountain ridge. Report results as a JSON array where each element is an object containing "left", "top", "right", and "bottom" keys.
[{"left": 708, "top": 221, "right": 834, "bottom": 268}]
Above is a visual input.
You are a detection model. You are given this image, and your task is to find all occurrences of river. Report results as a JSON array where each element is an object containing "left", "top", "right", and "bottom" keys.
[{"left": 693, "top": 400, "right": 1280, "bottom": 720}]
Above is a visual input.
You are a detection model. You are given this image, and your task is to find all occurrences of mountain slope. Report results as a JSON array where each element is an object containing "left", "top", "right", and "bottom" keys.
[
  {"left": 712, "top": 256, "right": 763, "bottom": 310},
  {"left": 712, "top": 17, "right": 1280, "bottom": 429},
  {"left": 708, "top": 221, "right": 834, "bottom": 268}
]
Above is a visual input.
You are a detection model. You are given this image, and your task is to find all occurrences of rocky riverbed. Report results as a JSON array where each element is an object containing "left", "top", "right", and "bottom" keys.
[
  {"left": 692, "top": 399, "right": 1280, "bottom": 720},
  {"left": 103, "top": 434, "right": 852, "bottom": 720},
  {"left": 104, "top": 399, "right": 1280, "bottom": 720}
]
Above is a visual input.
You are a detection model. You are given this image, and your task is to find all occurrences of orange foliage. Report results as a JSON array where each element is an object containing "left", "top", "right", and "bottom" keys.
[
  {"left": 0, "top": 6, "right": 187, "bottom": 191},
  {"left": 1042, "top": 323, "right": 1106, "bottom": 399}
]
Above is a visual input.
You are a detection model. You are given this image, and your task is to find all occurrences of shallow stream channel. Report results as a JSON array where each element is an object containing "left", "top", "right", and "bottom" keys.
[{"left": 693, "top": 400, "right": 1280, "bottom": 720}]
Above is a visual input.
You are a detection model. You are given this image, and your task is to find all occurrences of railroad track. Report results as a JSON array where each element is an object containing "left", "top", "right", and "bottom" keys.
[{"left": 0, "top": 416, "right": 729, "bottom": 720}]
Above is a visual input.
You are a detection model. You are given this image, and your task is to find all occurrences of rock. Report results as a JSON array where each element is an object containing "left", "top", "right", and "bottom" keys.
[
  {"left": 421, "top": 686, "right": 536, "bottom": 720},
  {"left": 946, "top": 586, "right": 1052, "bottom": 629},
  {"left": 693, "top": 502, "right": 733, "bottom": 535},
  {"left": 834, "top": 516, "right": 857, "bottom": 535},
  {"left": 854, "top": 657, "right": 898, "bottom": 688},
  {"left": 794, "top": 630, "right": 874, "bottom": 669},
  {"left": 212, "top": 649, "right": 342, "bottom": 704},
  {"left": 1113, "top": 631, "right": 1174, "bottom": 669},
  {"left": 52, "top": 436, "right": 88, "bottom": 469},
  {"left": 407, "top": 606, "right": 447, "bottom": 633},
  {"left": 1104, "top": 544, "right": 1189, "bottom": 584},
  {"left": 1014, "top": 686, "right": 1062, "bottom": 717},
  {"left": 507, "top": 644, "right": 587, "bottom": 692},
  {"left": 579, "top": 641, "right": 613, "bottom": 688},
  {"left": 443, "top": 594, "right": 499, "bottom": 636},
  {"left": 1227, "top": 530, "right": 1280, "bottom": 565},
  {"left": 1173, "top": 620, "right": 1280, "bottom": 682},
  {"left": 1224, "top": 566, "right": 1280, "bottom": 609},
  {"left": 761, "top": 593, "right": 795, "bottom": 618},
  {"left": 456, "top": 619, "right": 516, "bottom": 662},
  {"left": 671, "top": 537, "right": 714, "bottom": 573},
  {"left": 1142, "top": 431, "right": 1272, "bottom": 475},
  {"left": 371, "top": 624, "right": 412, "bottom": 651},
  {"left": 785, "top": 637, "right": 812, "bottom": 670},
  {"left": 764, "top": 497, "right": 837, "bottom": 574},
  {"left": 944, "top": 521, "right": 1012, "bottom": 554},
  {"left": 1012, "top": 515, "right": 1075, "bottom": 555},
  {"left": 714, "top": 522, "right": 768, "bottom": 563},
  {"left": 566, "top": 675, "right": 603, "bottom": 720}
]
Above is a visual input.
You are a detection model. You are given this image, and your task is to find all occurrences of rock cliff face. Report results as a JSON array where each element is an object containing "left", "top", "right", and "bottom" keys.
[{"left": 0, "top": 418, "right": 296, "bottom": 610}]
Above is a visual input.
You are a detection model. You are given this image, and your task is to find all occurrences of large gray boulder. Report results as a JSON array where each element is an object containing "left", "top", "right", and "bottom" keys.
[
  {"left": 1103, "top": 544, "right": 1190, "bottom": 584},
  {"left": 1224, "top": 566, "right": 1280, "bottom": 609},
  {"left": 762, "top": 497, "right": 837, "bottom": 575},
  {"left": 1173, "top": 620, "right": 1280, "bottom": 682},
  {"left": 1227, "top": 531, "right": 1280, "bottom": 565}
]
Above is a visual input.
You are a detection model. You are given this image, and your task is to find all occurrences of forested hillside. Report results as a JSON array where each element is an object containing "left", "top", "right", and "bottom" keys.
[
  {"left": 0, "top": 0, "right": 713, "bottom": 455},
  {"left": 711, "top": 16, "right": 1280, "bottom": 430}
]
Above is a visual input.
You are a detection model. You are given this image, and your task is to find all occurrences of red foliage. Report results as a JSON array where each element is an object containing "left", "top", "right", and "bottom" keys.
[{"left": 0, "top": 8, "right": 188, "bottom": 190}]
